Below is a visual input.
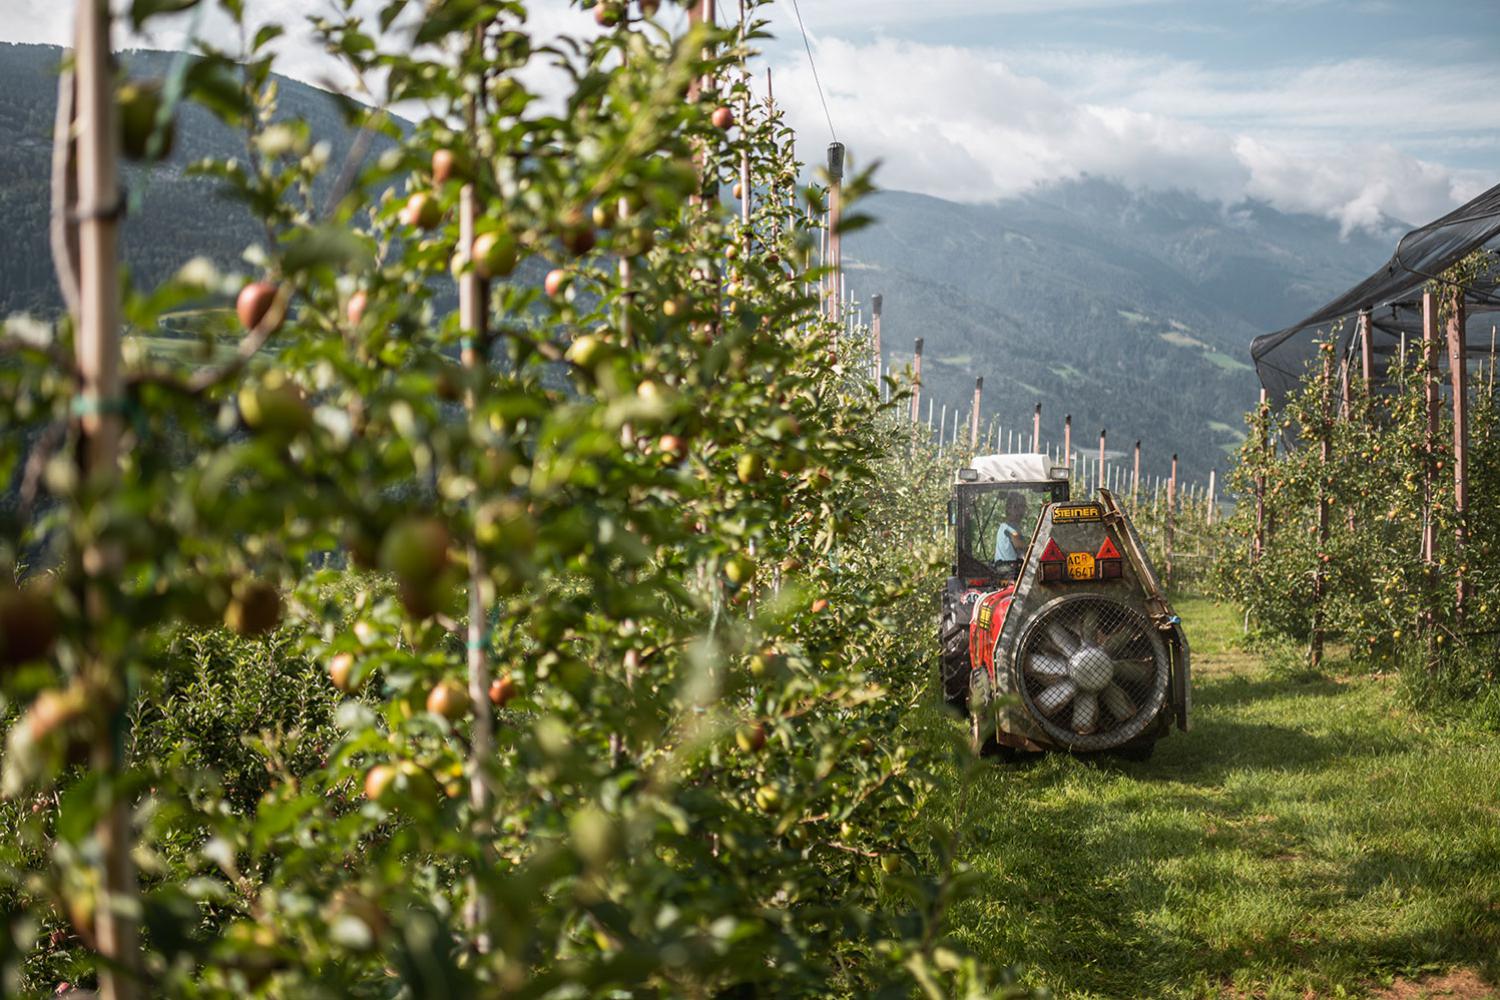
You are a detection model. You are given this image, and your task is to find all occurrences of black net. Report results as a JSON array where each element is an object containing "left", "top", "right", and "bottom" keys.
[
  {"left": 1016, "top": 595, "right": 1168, "bottom": 751},
  {"left": 1252, "top": 182, "right": 1500, "bottom": 405}
]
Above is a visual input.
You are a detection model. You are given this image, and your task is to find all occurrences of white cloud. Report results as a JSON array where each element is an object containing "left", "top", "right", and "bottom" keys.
[{"left": 766, "top": 35, "right": 1493, "bottom": 231}]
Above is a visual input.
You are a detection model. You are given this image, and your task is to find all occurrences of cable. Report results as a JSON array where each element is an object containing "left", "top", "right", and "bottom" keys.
[{"left": 787, "top": 0, "right": 837, "bottom": 142}]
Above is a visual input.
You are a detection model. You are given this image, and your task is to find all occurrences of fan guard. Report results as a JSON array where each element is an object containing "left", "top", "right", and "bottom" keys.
[{"left": 1014, "top": 594, "right": 1169, "bottom": 751}]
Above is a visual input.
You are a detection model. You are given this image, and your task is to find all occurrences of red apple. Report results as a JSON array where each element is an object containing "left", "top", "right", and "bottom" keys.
[
  {"left": 489, "top": 674, "right": 517, "bottom": 707},
  {"left": 236, "top": 282, "right": 282, "bottom": 333},
  {"left": 401, "top": 191, "right": 443, "bottom": 229},
  {"left": 328, "top": 652, "right": 359, "bottom": 693},
  {"left": 472, "top": 230, "right": 519, "bottom": 279},
  {"left": 545, "top": 269, "right": 570, "bottom": 298},
  {"left": 426, "top": 679, "right": 471, "bottom": 720},
  {"left": 346, "top": 290, "right": 368, "bottom": 326},
  {"left": 711, "top": 106, "right": 735, "bottom": 130},
  {"left": 431, "top": 149, "right": 464, "bottom": 184}
]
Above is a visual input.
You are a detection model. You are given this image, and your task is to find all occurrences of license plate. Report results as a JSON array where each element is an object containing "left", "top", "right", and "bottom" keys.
[{"left": 1066, "top": 552, "right": 1096, "bottom": 580}]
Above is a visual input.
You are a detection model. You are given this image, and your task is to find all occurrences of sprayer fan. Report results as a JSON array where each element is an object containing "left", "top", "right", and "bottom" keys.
[{"left": 1015, "top": 594, "right": 1169, "bottom": 751}]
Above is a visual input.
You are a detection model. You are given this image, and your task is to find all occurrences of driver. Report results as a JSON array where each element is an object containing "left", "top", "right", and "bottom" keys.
[{"left": 993, "top": 494, "right": 1030, "bottom": 563}]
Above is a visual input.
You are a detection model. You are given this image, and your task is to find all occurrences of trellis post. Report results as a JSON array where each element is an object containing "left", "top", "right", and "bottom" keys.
[
  {"left": 1253, "top": 388, "right": 1268, "bottom": 563},
  {"left": 1131, "top": 439, "right": 1141, "bottom": 506},
  {"left": 871, "top": 293, "right": 882, "bottom": 382},
  {"left": 1032, "top": 403, "right": 1041, "bottom": 453},
  {"left": 1063, "top": 414, "right": 1072, "bottom": 467},
  {"left": 826, "top": 141, "right": 844, "bottom": 327},
  {"left": 970, "top": 377, "right": 983, "bottom": 448},
  {"left": 1447, "top": 288, "right": 1469, "bottom": 615},
  {"left": 1097, "top": 428, "right": 1106, "bottom": 493},
  {"left": 1359, "top": 307, "right": 1373, "bottom": 388},
  {"left": 910, "top": 337, "right": 923, "bottom": 424},
  {"left": 1311, "top": 346, "right": 1332, "bottom": 669},
  {"left": 1421, "top": 292, "right": 1440, "bottom": 620},
  {"left": 1165, "top": 454, "right": 1177, "bottom": 588}
]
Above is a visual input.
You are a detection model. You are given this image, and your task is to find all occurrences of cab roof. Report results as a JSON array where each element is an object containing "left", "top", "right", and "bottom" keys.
[{"left": 957, "top": 453, "right": 1067, "bottom": 485}]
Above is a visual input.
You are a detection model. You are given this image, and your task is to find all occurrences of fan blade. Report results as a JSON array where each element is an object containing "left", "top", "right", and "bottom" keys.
[
  {"left": 1079, "top": 605, "right": 1100, "bottom": 643},
  {"left": 1071, "top": 691, "right": 1099, "bottom": 733},
  {"left": 1112, "top": 657, "right": 1156, "bottom": 686},
  {"left": 1047, "top": 621, "right": 1079, "bottom": 655},
  {"left": 1025, "top": 653, "right": 1070, "bottom": 680},
  {"left": 1102, "top": 682, "right": 1136, "bottom": 721},
  {"left": 1036, "top": 680, "right": 1077, "bottom": 715}
]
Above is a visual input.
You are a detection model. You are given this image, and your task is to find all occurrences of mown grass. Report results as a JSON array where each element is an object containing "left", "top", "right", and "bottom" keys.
[{"left": 926, "top": 598, "right": 1500, "bottom": 999}]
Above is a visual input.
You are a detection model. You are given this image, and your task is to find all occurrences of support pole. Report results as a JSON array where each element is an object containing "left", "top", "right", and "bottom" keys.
[
  {"left": 1206, "top": 469, "right": 1216, "bottom": 526},
  {"left": 826, "top": 141, "right": 844, "bottom": 327},
  {"left": 910, "top": 338, "right": 923, "bottom": 424},
  {"left": 1359, "top": 307, "right": 1373, "bottom": 388},
  {"left": 1165, "top": 454, "right": 1177, "bottom": 588},
  {"left": 970, "top": 377, "right": 983, "bottom": 449},
  {"left": 1063, "top": 414, "right": 1072, "bottom": 468},
  {"left": 1447, "top": 288, "right": 1468, "bottom": 616},
  {"left": 1097, "top": 428, "right": 1106, "bottom": 493},
  {"left": 1132, "top": 440, "right": 1141, "bottom": 507},
  {"left": 871, "top": 293, "right": 882, "bottom": 382},
  {"left": 1032, "top": 403, "right": 1041, "bottom": 453},
  {"left": 1421, "top": 292, "right": 1440, "bottom": 618},
  {"left": 1312, "top": 346, "right": 1332, "bottom": 669},
  {"left": 1253, "top": 389, "right": 1267, "bottom": 563},
  {"left": 71, "top": 2, "right": 139, "bottom": 996}
]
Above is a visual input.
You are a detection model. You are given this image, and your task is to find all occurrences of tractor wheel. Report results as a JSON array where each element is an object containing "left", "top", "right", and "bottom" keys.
[{"left": 939, "top": 594, "right": 970, "bottom": 712}]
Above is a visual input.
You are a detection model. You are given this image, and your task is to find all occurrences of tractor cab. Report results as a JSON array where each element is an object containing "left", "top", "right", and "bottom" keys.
[{"left": 941, "top": 454, "right": 1070, "bottom": 708}]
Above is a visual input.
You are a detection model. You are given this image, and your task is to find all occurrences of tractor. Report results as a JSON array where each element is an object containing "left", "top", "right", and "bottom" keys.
[{"left": 939, "top": 454, "right": 1190, "bottom": 759}]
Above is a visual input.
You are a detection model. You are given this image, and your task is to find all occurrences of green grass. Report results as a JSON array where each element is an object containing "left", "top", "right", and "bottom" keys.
[{"left": 927, "top": 599, "right": 1500, "bottom": 999}]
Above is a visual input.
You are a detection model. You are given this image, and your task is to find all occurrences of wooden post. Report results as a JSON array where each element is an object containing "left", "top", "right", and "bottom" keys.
[
  {"left": 938, "top": 403, "right": 947, "bottom": 456},
  {"left": 1097, "top": 428, "right": 1106, "bottom": 492},
  {"left": 871, "top": 293, "right": 882, "bottom": 382},
  {"left": 1311, "top": 346, "right": 1332, "bottom": 669},
  {"left": 1132, "top": 440, "right": 1141, "bottom": 507},
  {"left": 1359, "top": 308, "right": 1374, "bottom": 388},
  {"left": 737, "top": 0, "right": 751, "bottom": 238},
  {"left": 70, "top": 2, "right": 139, "bottom": 996},
  {"left": 1165, "top": 454, "right": 1177, "bottom": 588},
  {"left": 1206, "top": 469, "right": 1216, "bottom": 526},
  {"left": 910, "top": 337, "right": 923, "bottom": 424},
  {"left": 1032, "top": 403, "right": 1041, "bottom": 453},
  {"left": 970, "top": 377, "right": 983, "bottom": 448},
  {"left": 1447, "top": 288, "right": 1468, "bottom": 615},
  {"left": 826, "top": 141, "right": 844, "bottom": 328},
  {"left": 1063, "top": 414, "right": 1072, "bottom": 467},
  {"left": 1421, "top": 292, "right": 1440, "bottom": 588},
  {"left": 1253, "top": 388, "right": 1267, "bottom": 563}
]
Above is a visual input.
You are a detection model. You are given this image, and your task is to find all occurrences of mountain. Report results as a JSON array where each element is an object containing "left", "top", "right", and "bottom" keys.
[
  {"left": 1, "top": 42, "right": 1394, "bottom": 482},
  {"left": 843, "top": 182, "right": 1396, "bottom": 481}
]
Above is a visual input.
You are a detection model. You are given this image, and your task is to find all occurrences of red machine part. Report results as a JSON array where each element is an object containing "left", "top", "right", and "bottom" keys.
[{"left": 968, "top": 585, "right": 1016, "bottom": 681}]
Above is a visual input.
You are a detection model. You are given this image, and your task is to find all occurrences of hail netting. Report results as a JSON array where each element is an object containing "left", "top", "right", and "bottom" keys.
[{"left": 1251, "top": 182, "right": 1500, "bottom": 406}]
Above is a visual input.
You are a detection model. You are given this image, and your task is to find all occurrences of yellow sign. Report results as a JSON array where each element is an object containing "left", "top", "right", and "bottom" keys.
[
  {"left": 1054, "top": 503, "right": 1103, "bottom": 523},
  {"left": 1066, "top": 551, "right": 1096, "bottom": 580}
]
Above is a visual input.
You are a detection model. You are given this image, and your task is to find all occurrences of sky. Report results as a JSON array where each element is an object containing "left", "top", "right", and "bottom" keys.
[{"left": 5, "top": 0, "right": 1497, "bottom": 233}]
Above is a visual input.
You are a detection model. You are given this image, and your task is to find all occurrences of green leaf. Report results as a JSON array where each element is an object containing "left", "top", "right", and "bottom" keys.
[
  {"left": 129, "top": 0, "right": 201, "bottom": 30},
  {"left": 281, "top": 225, "right": 375, "bottom": 275}
]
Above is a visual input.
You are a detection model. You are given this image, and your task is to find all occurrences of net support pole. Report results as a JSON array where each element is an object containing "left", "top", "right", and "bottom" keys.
[
  {"left": 1131, "top": 439, "right": 1140, "bottom": 507},
  {"left": 826, "top": 141, "right": 844, "bottom": 329},
  {"left": 1421, "top": 293, "right": 1440, "bottom": 642},
  {"left": 910, "top": 337, "right": 923, "bottom": 424},
  {"left": 1097, "top": 428, "right": 1106, "bottom": 494},
  {"left": 970, "top": 377, "right": 982, "bottom": 449},
  {"left": 1253, "top": 389, "right": 1267, "bottom": 563},
  {"left": 1165, "top": 454, "right": 1177, "bottom": 589},
  {"left": 1312, "top": 346, "right": 1332, "bottom": 670},
  {"left": 1447, "top": 288, "right": 1468, "bottom": 616},
  {"left": 871, "top": 293, "right": 882, "bottom": 382},
  {"left": 1359, "top": 308, "right": 1374, "bottom": 388},
  {"left": 1063, "top": 414, "right": 1072, "bottom": 467},
  {"left": 1032, "top": 403, "right": 1041, "bottom": 453}
]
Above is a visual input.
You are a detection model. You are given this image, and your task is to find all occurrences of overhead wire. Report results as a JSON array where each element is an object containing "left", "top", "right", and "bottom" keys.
[{"left": 786, "top": 0, "right": 837, "bottom": 142}]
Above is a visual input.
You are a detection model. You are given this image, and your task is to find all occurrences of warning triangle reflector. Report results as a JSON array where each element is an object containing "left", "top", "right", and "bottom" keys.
[
  {"left": 1039, "top": 539, "right": 1065, "bottom": 563},
  {"left": 1096, "top": 537, "right": 1121, "bottom": 561}
]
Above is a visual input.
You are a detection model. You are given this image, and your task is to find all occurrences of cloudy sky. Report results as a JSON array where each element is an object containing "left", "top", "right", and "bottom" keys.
[{"left": 6, "top": 0, "right": 1497, "bottom": 232}]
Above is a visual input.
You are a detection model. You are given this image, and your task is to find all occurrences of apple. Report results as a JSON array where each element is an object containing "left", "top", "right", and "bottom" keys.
[
  {"left": 237, "top": 377, "right": 311, "bottom": 437},
  {"left": 489, "top": 674, "right": 517, "bottom": 707},
  {"left": 472, "top": 230, "right": 519, "bottom": 279},
  {"left": 544, "top": 269, "right": 570, "bottom": 298},
  {"left": 379, "top": 517, "right": 450, "bottom": 584},
  {"left": 735, "top": 723, "right": 766, "bottom": 753},
  {"left": 328, "top": 652, "right": 359, "bottom": 693},
  {"left": 638, "top": 0, "right": 660, "bottom": 14},
  {"left": 736, "top": 453, "right": 764, "bottom": 484},
  {"left": 560, "top": 210, "right": 597, "bottom": 256},
  {"left": 401, "top": 191, "right": 443, "bottom": 229},
  {"left": 591, "top": 201, "right": 617, "bottom": 229},
  {"left": 224, "top": 580, "right": 282, "bottom": 637},
  {"left": 880, "top": 855, "right": 903, "bottom": 875},
  {"left": 724, "top": 555, "right": 756, "bottom": 586},
  {"left": 364, "top": 763, "right": 398, "bottom": 802},
  {"left": 0, "top": 586, "right": 58, "bottom": 668},
  {"left": 594, "top": 1, "right": 624, "bottom": 27},
  {"left": 711, "top": 106, "right": 735, "bottom": 130},
  {"left": 657, "top": 434, "right": 687, "bottom": 461},
  {"left": 236, "top": 281, "right": 282, "bottom": 333},
  {"left": 733, "top": 182, "right": 744, "bottom": 200},
  {"left": 810, "top": 598, "right": 829, "bottom": 614},
  {"left": 432, "top": 148, "right": 469, "bottom": 184},
  {"left": 118, "top": 79, "right": 174, "bottom": 161},
  {"left": 426, "top": 679, "right": 471, "bottom": 720},
  {"left": 754, "top": 784, "right": 781, "bottom": 812},
  {"left": 346, "top": 290, "right": 368, "bottom": 326},
  {"left": 565, "top": 333, "right": 609, "bottom": 370}
]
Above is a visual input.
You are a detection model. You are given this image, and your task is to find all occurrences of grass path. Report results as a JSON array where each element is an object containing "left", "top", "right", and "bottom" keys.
[{"left": 930, "top": 599, "right": 1500, "bottom": 999}]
